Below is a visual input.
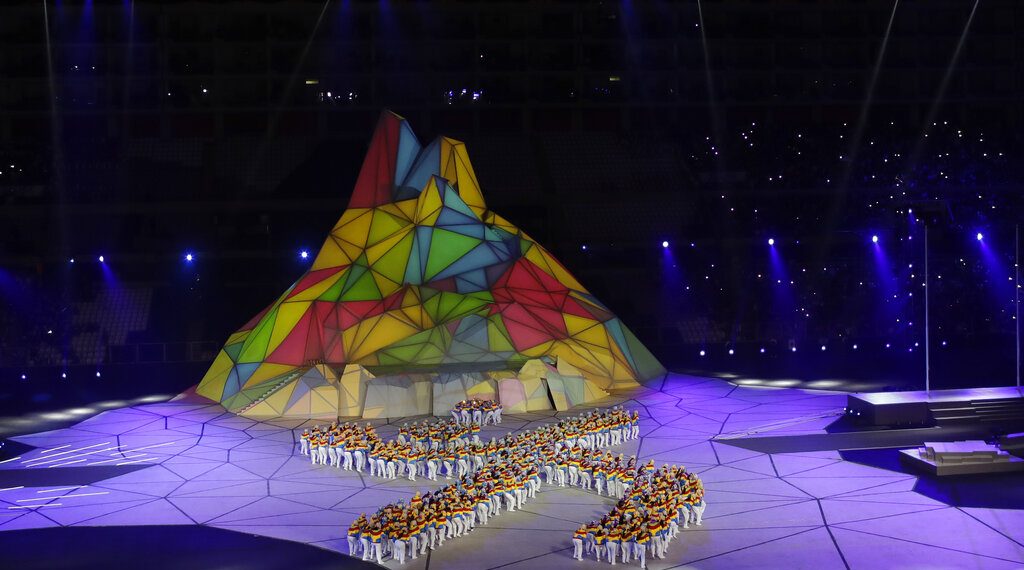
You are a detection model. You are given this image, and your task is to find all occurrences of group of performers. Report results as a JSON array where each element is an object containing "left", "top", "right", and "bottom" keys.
[
  {"left": 450, "top": 398, "right": 502, "bottom": 425},
  {"left": 571, "top": 463, "right": 706, "bottom": 568},
  {"left": 298, "top": 417, "right": 490, "bottom": 481},
  {"left": 345, "top": 406, "right": 643, "bottom": 565}
]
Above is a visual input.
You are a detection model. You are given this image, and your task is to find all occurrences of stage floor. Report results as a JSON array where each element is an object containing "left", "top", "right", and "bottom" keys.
[{"left": 1, "top": 373, "right": 1022, "bottom": 569}]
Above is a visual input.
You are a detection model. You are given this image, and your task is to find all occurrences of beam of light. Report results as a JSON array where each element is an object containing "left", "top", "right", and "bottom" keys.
[
  {"left": 838, "top": 0, "right": 900, "bottom": 192},
  {"left": 40, "top": 444, "right": 72, "bottom": 454},
  {"left": 696, "top": 0, "right": 729, "bottom": 198},
  {"left": 7, "top": 504, "right": 63, "bottom": 509},
  {"left": 0, "top": 486, "right": 25, "bottom": 492},
  {"left": 251, "top": 0, "right": 331, "bottom": 186},
  {"left": 0, "top": 457, "right": 23, "bottom": 465},
  {"left": 22, "top": 442, "right": 112, "bottom": 464},
  {"left": 37, "top": 486, "right": 84, "bottom": 493},
  {"left": 46, "top": 459, "right": 87, "bottom": 468},
  {"left": 16, "top": 492, "right": 108, "bottom": 502},
  {"left": 26, "top": 439, "right": 178, "bottom": 468},
  {"left": 901, "top": 0, "right": 980, "bottom": 178}
]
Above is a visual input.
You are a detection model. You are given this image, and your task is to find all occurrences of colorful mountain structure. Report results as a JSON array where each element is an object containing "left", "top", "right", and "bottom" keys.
[{"left": 197, "top": 111, "right": 664, "bottom": 415}]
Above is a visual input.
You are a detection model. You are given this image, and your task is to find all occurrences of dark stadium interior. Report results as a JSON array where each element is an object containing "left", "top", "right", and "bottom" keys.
[{"left": 2, "top": 0, "right": 1023, "bottom": 416}]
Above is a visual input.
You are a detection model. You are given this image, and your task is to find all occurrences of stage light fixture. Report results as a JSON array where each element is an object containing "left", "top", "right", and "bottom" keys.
[
  {"left": 185, "top": 253, "right": 194, "bottom": 262},
  {"left": 661, "top": 241, "right": 669, "bottom": 248},
  {"left": 768, "top": 238, "right": 775, "bottom": 246},
  {"left": 699, "top": 350, "right": 706, "bottom": 356},
  {"left": 300, "top": 250, "right": 309, "bottom": 259},
  {"left": 872, "top": 235, "right": 878, "bottom": 243},
  {"left": 728, "top": 349, "right": 734, "bottom": 355},
  {"left": 581, "top": 245, "right": 587, "bottom": 251},
  {"left": 853, "top": 344, "right": 858, "bottom": 350},
  {"left": 820, "top": 345, "right": 826, "bottom": 351},
  {"left": 96, "top": 371, "right": 101, "bottom": 377},
  {"left": 20, "top": 374, "right": 26, "bottom": 380},
  {"left": 977, "top": 232, "right": 984, "bottom": 241},
  {"left": 759, "top": 347, "right": 765, "bottom": 353},
  {"left": 98, "top": 255, "right": 105, "bottom": 263},
  {"left": 61, "top": 372, "right": 66, "bottom": 379},
  {"left": 69, "top": 257, "right": 75, "bottom": 264},
  {"left": 790, "top": 346, "right": 797, "bottom": 352}
]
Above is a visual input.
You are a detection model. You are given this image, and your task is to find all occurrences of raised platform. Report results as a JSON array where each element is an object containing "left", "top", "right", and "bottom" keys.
[
  {"left": 847, "top": 386, "right": 1024, "bottom": 428},
  {"left": 899, "top": 440, "right": 1024, "bottom": 476}
]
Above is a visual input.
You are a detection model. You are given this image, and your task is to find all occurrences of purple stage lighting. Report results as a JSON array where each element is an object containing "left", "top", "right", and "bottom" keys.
[
  {"left": 300, "top": 250, "right": 309, "bottom": 259},
  {"left": 768, "top": 238, "right": 775, "bottom": 246},
  {"left": 661, "top": 241, "right": 669, "bottom": 248},
  {"left": 871, "top": 235, "right": 878, "bottom": 243},
  {"left": 699, "top": 350, "right": 706, "bottom": 356},
  {"left": 96, "top": 371, "right": 101, "bottom": 377},
  {"left": 185, "top": 252, "right": 194, "bottom": 262},
  {"left": 976, "top": 232, "right": 984, "bottom": 241},
  {"left": 98, "top": 255, "right": 105, "bottom": 263},
  {"left": 69, "top": 257, "right": 75, "bottom": 264},
  {"left": 728, "top": 348, "right": 734, "bottom": 355}
]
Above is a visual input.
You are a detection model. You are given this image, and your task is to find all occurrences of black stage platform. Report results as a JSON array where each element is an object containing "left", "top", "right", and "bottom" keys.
[{"left": 847, "top": 386, "right": 1024, "bottom": 428}]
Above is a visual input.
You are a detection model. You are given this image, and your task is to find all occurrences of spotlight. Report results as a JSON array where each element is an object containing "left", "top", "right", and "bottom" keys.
[
  {"left": 852, "top": 344, "right": 858, "bottom": 350},
  {"left": 976, "top": 232, "right": 984, "bottom": 241},
  {"left": 185, "top": 252, "right": 194, "bottom": 262},
  {"left": 61, "top": 372, "right": 66, "bottom": 379},
  {"left": 820, "top": 345, "right": 826, "bottom": 351},
  {"left": 96, "top": 371, "right": 101, "bottom": 378},
  {"left": 98, "top": 255, "right": 105, "bottom": 263},
  {"left": 728, "top": 348, "right": 734, "bottom": 355},
  {"left": 699, "top": 350, "right": 706, "bottom": 357},
  {"left": 20, "top": 373, "right": 26, "bottom": 380},
  {"left": 299, "top": 250, "right": 309, "bottom": 259},
  {"left": 768, "top": 238, "right": 775, "bottom": 246},
  {"left": 871, "top": 235, "right": 878, "bottom": 244},
  {"left": 790, "top": 346, "right": 797, "bottom": 352},
  {"left": 69, "top": 257, "right": 75, "bottom": 264},
  {"left": 661, "top": 241, "right": 669, "bottom": 249},
  {"left": 759, "top": 347, "right": 765, "bottom": 353},
  {"left": 581, "top": 245, "right": 587, "bottom": 251}
]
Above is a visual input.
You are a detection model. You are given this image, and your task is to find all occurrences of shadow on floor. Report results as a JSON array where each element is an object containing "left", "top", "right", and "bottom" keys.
[
  {"left": 0, "top": 525, "right": 382, "bottom": 570},
  {"left": 840, "top": 447, "right": 1024, "bottom": 509}
]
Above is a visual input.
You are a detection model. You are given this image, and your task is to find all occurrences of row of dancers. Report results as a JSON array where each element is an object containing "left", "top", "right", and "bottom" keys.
[
  {"left": 571, "top": 464, "right": 707, "bottom": 568},
  {"left": 450, "top": 398, "right": 503, "bottom": 425},
  {"left": 346, "top": 406, "right": 641, "bottom": 564},
  {"left": 298, "top": 406, "right": 641, "bottom": 485}
]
